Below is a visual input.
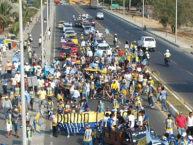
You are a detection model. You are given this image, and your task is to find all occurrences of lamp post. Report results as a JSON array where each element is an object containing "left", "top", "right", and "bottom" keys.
[
  {"left": 142, "top": 0, "right": 144, "bottom": 28},
  {"left": 123, "top": 0, "right": 125, "bottom": 16},
  {"left": 111, "top": 0, "right": 112, "bottom": 10},
  {"left": 47, "top": 0, "right": 48, "bottom": 28},
  {"left": 41, "top": 0, "right": 44, "bottom": 67},
  {"left": 175, "top": 0, "right": 177, "bottom": 43},
  {"left": 19, "top": 0, "right": 26, "bottom": 144}
]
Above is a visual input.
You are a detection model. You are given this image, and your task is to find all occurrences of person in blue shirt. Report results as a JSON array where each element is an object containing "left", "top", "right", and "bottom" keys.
[
  {"left": 178, "top": 132, "right": 190, "bottom": 145},
  {"left": 141, "top": 110, "right": 149, "bottom": 126},
  {"left": 107, "top": 113, "right": 115, "bottom": 131}
]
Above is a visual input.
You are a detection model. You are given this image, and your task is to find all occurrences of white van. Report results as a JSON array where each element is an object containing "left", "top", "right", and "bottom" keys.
[{"left": 137, "top": 36, "right": 156, "bottom": 51}]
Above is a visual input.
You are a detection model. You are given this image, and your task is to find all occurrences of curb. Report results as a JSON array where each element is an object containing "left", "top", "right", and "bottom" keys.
[{"left": 103, "top": 9, "right": 191, "bottom": 49}]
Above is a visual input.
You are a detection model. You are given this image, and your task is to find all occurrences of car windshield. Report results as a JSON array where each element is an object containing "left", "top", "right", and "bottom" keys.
[
  {"left": 98, "top": 45, "right": 110, "bottom": 50},
  {"left": 67, "top": 44, "right": 76, "bottom": 47},
  {"left": 131, "top": 131, "right": 146, "bottom": 142},
  {"left": 85, "top": 27, "right": 91, "bottom": 30},
  {"left": 68, "top": 36, "right": 76, "bottom": 39},
  {"left": 66, "top": 31, "right": 74, "bottom": 34},
  {"left": 97, "top": 12, "right": 103, "bottom": 15},
  {"left": 145, "top": 38, "right": 154, "bottom": 41}
]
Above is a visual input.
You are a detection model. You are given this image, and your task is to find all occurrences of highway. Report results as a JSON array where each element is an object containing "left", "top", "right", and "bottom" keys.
[
  {"left": 43, "top": 4, "right": 169, "bottom": 145},
  {"left": 75, "top": 6, "right": 193, "bottom": 107},
  {"left": 0, "top": 4, "right": 176, "bottom": 145}
]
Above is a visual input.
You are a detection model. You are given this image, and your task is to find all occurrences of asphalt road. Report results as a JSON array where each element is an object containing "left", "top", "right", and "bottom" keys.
[
  {"left": 44, "top": 4, "right": 170, "bottom": 145},
  {"left": 76, "top": 6, "right": 193, "bottom": 107}
]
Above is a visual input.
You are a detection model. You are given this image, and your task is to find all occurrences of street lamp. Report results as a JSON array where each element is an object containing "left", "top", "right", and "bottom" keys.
[
  {"left": 18, "top": 0, "right": 26, "bottom": 144},
  {"left": 123, "top": 0, "right": 125, "bottom": 17},
  {"left": 175, "top": 0, "right": 177, "bottom": 43},
  {"left": 47, "top": 0, "right": 48, "bottom": 29},
  {"left": 27, "top": 4, "right": 44, "bottom": 67},
  {"left": 142, "top": 0, "right": 144, "bottom": 28}
]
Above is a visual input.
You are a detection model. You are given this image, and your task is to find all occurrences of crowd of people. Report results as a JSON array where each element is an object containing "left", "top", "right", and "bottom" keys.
[{"left": 0, "top": 13, "right": 192, "bottom": 145}]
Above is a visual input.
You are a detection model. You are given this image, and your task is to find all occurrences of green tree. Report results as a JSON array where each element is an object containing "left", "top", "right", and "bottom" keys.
[{"left": 0, "top": 1, "right": 12, "bottom": 31}]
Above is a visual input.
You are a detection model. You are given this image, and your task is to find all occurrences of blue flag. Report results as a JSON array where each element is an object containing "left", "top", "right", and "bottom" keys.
[
  {"left": 89, "top": 62, "right": 95, "bottom": 68},
  {"left": 70, "top": 66, "right": 77, "bottom": 75},
  {"left": 45, "top": 66, "right": 55, "bottom": 75}
]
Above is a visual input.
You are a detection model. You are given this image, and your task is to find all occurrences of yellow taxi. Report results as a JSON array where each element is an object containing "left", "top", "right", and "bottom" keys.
[
  {"left": 58, "top": 20, "right": 65, "bottom": 28},
  {"left": 66, "top": 34, "right": 78, "bottom": 45}
]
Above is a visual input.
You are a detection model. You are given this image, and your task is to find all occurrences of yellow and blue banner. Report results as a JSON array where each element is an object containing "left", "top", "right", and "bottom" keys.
[{"left": 33, "top": 112, "right": 41, "bottom": 134}]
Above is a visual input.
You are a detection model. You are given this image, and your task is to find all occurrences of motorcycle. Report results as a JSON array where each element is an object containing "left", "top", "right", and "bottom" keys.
[
  {"left": 113, "top": 37, "right": 118, "bottom": 46},
  {"left": 165, "top": 58, "right": 170, "bottom": 67}
]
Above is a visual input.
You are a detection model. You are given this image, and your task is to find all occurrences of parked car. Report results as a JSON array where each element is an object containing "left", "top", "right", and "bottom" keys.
[
  {"left": 137, "top": 36, "right": 156, "bottom": 51},
  {"left": 94, "top": 43, "right": 112, "bottom": 57},
  {"left": 81, "top": 21, "right": 92, "bottom": 28},
  {"left": 96, "top": 12, "right": 104, "bottom": 19}
]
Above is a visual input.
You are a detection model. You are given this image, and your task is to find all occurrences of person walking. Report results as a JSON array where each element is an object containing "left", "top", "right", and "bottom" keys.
[
  {"left": 186, "top": 111, "right": 193, "bottom": 136},
  {"left": 26, "top": 121, "right": 34, "bottom": 145},
  {"left": 2, "top": 96, "right": 12, "bottom": 116},
  {"left": 48, "top": 29, "right": 51, "bottom": 40},
  {"left": 175, "top": 112, "right": 187, "bottom": 135},
  {"left": 83, "top": 124, "right": 93, "bottom": 145},
  {"left": 37, "top": 87, "right": 47, "bottom": 105},
  {"left": 164, "top": 114, "right": 174, "bottom": 135},
  {"left": 50, "top": 110, "right": 58, "bottom": 137},
  {"left": 5, "top": 109, "right": 12, "bottom": 138},
  {"left": 12, "top": 108, "right": 21, "bottom": 138},
  {"left": 5, "top": 60, "right": 12, "bottom": 74},
  {"left": 160, "top": 86, "right": 168, "bottom": 112}
]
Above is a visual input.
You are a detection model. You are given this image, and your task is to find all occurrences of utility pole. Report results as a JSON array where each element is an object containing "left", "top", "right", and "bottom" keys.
[
  {"left": 47, "top": 0, "right": 48, "bottom": 28},
  {"left": 19, "top": 0, "right": 26, "bottom": 144},
  {"left": 41, "top": 0, "right": 44, "bottom": 67},
  {"left": 123, "top": 0, "right": 125, "bottom": 16},
  {"left": 129, "top": 0, "right": 131, "bottom": 15},
  {"left": 142, "top": 0, "right": 144, "bottom": 28},
  {"left": 111, "top": 0, "right": 112, "bottom": 10},
  {"left": 175, "top": 0, "right": 177, "bottom": 43}
]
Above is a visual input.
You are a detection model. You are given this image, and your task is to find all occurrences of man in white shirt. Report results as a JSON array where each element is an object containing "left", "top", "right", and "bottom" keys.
[
  {"left": 87, "top": 49, "right": 93, "bottom": 57},
  {"left": 81, "top": 40, "right": 86, "bottom": 47},
  {"left": 48, "top": 29, "right": 51, "bottom": 40},
  {"left": 54, "top": 69, "right": 61, "bottom": 78},
  {"left": 126, "top": 111, "right": 135, "bottom": 129},
  {"left": 101, "top": 113, "right": 110, "bottom": 127},
  {"left": 124, "top": 72, "right": 132, "bottom": 89},
  {"left": 38, "top": 37, "right": 42, "bottom": 48},
  {"left": 15, "top": 71, "right": 21, "bottom": 84},
  {"left": 72, "top": 87, "right": 80, "bottom": 102},
  {"left": 24, "top": 63, "right": 31, "bottom": 76},
  {"left": 137, "top": 111, "right": 143, "bottom": 127},
  {"left": 37, "top": 77, "right": 44, "bottom": 90}
]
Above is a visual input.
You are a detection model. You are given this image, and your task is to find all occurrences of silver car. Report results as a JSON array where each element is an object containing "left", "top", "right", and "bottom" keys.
[
  {"left": 96, "top": 12, "right": 104, "bottom": 19},
  {"left": 84, "top": 26, "right": 94, "bottom": 35}
]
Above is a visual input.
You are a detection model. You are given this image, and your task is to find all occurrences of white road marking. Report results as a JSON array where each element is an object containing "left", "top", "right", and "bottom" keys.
[
  {"left": 186, "top": 71, "right": 193, "bottom": 76},
  {"left": 126, "top": 31, "right": 129, "bottom": 33},
  {"left": 170, "top": 60, "right": 177, "bottom": 65},
  {"left": 157, "top": 51, "right": 162, "bottom": 55},
  {"left": 153, "top": 76, "right": 159, "bottom": 81},
  {"left": 50, "top": 142, "right": 53, "bottom": 145},
  {"left": 163, "top": 85, "right": 168, "bottom": 89},
  {"left": 185, "top": 105, "right": 192, "bottom": 112},
  {"left": 172, "top": 93, "right": 180, "bottom": 100}
]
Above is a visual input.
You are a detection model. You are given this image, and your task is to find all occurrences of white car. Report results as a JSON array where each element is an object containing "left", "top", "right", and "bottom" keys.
[
  {"left": 64, "top": 30, "right": 76, "bottom": 38},
  {"left": 63, "top": 24, "right": 73, "bottom": 32},
  {"left": 96, "top": 12, "right": 104, "bottom": 19},
  {"left": 137, "top": 36, "right": 156, "bottom": 51},
  {"left": 63, "top": 22, "right": 72, "bottom": 26},
  {"left": 94, "top": 43, "right": 112, "bottom": 57}
]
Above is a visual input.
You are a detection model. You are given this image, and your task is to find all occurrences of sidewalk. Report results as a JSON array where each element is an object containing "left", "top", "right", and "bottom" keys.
[{"left": 104, "top": 9, "right": 193, "bottom": 53}]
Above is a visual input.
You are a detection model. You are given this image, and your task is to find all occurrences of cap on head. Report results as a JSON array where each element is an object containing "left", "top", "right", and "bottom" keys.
[{"left": 5, "top": 96, "right": 8, "bottom": 99}]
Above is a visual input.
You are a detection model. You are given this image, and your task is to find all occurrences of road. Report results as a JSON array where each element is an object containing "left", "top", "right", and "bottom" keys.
[
  {"left": 43, "top": 4, "right": 170, "bottom": 145},
  {"left": 74, "top": 6, "right": 193, "bottom": 107},
  {"left": 0, "top": 4, "right": 175, "bottom": 145}
]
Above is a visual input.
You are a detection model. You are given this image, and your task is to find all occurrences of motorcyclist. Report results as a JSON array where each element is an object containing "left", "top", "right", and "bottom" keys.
[
  {"left": 164, "top": 49, "right": 171, "bottom": 62},
  {"left": 113, "top": 33, "right": 118, "bottom": 46}
]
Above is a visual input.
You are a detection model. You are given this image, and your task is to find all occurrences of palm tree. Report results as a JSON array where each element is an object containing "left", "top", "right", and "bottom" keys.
[{"left": 0, "top": 1, "right": 13, "bottom": 31}]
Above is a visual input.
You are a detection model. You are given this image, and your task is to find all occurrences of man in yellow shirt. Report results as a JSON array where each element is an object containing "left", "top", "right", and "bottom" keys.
[
  {"left": 37, "top": 87, "right": 47, "bottom": 105},
  {"left": 111, "top": 80, "right": 118, "bottom": 95},
  {"left": 50, "top": 110, "right": 58, "bottom": 137},
  {"left": 46, "top": 83, "right": 54, "bottom": 99},
  {"left": 5, "top": 109, "right": 12, "bottom": 138}
]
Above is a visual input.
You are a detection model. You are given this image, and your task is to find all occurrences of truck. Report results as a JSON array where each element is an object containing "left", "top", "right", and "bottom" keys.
[
  {"left": 89, "top": 0, "right": 98, "bottom": 8},
  {"left": 137, "top": 36, "right": 156, "bottom": 51}
]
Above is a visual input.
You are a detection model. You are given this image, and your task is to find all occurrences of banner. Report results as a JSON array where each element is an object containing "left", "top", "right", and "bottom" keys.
[{"left": 33, "top": 112, "right": 41, "bottom": 134}]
